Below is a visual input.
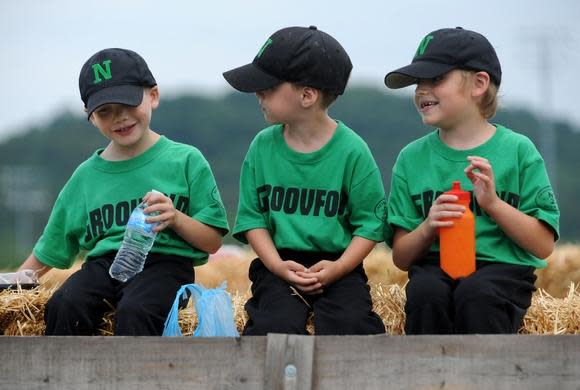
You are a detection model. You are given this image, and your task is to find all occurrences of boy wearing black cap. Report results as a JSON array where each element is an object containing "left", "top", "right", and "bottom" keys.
[
  {"left": 384, "top": 27, "right": 560, "bottom": 334},
  {"left": 223, "top": 26, "right": 385, "bottom": 335},
  {"left": 2, "top": 48, "right": 229, "bottom": 335}
]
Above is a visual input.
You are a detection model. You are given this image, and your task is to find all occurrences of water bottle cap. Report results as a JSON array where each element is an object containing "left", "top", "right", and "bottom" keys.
[{"left": 444, "top": 181, "right": 471, "bottom": 202}]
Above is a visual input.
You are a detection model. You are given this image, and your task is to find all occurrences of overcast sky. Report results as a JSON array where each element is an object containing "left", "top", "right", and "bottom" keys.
[{"left": 1, "top": 0, "right": 578, "bottom": 142}]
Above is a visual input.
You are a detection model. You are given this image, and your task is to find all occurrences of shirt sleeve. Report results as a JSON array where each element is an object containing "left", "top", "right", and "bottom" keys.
[
  {"left": 382, "top": 200, "right": 394, "bottom": 248},
  {"left": 188, "top": 154, "right": 230, "bottom": 236},
  {"left": 347, "top": 161, "right": 386, "bottom": 243},
  {"left": 386, "top": 160, "right": 424, "bottom": 247},
  {"left": 517, "top": 143, "right": 560, "bottom": 240},
  {"left": 33, "top": 186, "right": 83, "bottom": 269},
  {"left": 232, "top": 151, "right": 269, "bottom": 244}
]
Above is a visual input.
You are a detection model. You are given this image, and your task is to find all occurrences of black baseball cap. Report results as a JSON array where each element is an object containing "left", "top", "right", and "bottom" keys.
[
  {"left": 384, "top": 27, "right": 502, "bottom": 89},
  {"left": 223, "top": 26, "right": 352, "bottom": 95},
  {"left": 79, "top": 48, "right": 157, "bottom": 117}
]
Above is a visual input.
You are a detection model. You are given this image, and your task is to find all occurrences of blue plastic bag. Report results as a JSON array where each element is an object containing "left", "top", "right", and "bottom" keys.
[{"left": 163, "top": 282, "right": 239, "bottom": 337}]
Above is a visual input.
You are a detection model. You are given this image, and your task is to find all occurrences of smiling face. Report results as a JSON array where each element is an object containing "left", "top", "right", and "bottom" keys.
[
  {"left": 414, "top": 70, "right": 480, "bottom": 130},
  {"left": 89, "top": 86, "right": 159, "bottom": 152}
]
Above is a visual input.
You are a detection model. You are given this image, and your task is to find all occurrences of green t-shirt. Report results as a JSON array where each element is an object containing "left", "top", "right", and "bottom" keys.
[
  {"left": 386, "top": 125, "right": 560, "bottom": 269},
  {"left": 33, "top": 136, "right": 229, "bottom": 269},
  {"left": 233, "top": 121, "right": 385, "bottom": 252}
]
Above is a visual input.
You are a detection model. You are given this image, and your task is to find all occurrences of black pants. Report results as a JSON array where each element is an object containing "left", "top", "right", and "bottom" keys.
[
  {"left": 405, "top": 259, "right": 536, "bottom": 334},
  {"left": 243, "top": 249, "right": 385, "bottom": 336},
  {"left": 44, "top": 252, "right": 194, "bottom": 336}
]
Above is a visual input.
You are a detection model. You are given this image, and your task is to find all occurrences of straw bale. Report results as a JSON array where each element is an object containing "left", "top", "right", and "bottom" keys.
[
  {"left": 2, "top": 244, "right": 579, "bottom": 335},
  {"left": 35, "top": 261, "right": 82, "bottom": 290},
  {"left": 3, "top": 281, "right": 578, "bottom": 336},
  {"left": 0, "top": 286, "right": 53, "bottom": 336},
  {"left": 363, "top": 246, "right": 408, "bottom": 287},
  {"left": 370, "top": 282, "right": 407, "bottom": 335},
  {"left": 520, "top": 282, "right": 580, "bottom": 334},
  {"left": 195, "top": 255, "right": 253, "bottom": 292},
  {"left": 7, "top": 243, "right": 579, "bottom": 298},
  {"left": 535, "top": 244, "right": 580, "bottom": 298}
]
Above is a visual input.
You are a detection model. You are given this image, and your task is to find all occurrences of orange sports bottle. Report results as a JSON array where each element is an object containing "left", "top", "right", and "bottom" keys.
[{"left": 439, "top": 181, "right": 475, "bottom": 279}]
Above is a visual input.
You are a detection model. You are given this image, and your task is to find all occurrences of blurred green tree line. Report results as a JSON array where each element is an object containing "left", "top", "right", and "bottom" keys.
[{"left": 0, "top": 87, "right": 577, "bottom": 268}]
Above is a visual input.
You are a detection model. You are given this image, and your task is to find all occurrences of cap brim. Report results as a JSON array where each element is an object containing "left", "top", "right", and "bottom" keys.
[
  {"left": 384, "top": 62, "right": 456, "bottom": 89},
  {"left": 223, "top": 63, "right": 283, "bottom": 93},
  {"left": 85, "top": 85, "right": 144, "bottom": 117}
]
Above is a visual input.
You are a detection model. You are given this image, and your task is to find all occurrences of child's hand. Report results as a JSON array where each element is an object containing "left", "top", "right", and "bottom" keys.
[
  {"left": 300, "top": 260, "right": 343, "bottom": 290},
  {"left": 425, "top": 194, "right": 466, "bottom": 234},
  {"left": 273, "top": 260, "right": 322, "bottom": 294},
  {"left": 465, "top": 156, "right": 499, "bottom": 211},
  {"left": 142, "top": 191, "right": 180, "bottom": 232}
]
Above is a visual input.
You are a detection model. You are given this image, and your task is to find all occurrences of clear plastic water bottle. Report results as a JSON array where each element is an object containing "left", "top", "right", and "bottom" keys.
[{"left": 109, "top": 192, "right": 160, "bottom": 282}]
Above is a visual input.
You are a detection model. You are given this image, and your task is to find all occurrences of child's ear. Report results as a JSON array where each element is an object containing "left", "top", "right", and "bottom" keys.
[
  {"left": 300, "top": 86, "right": 319, "bottom": 108},
  {"left": 472, "top": 71, "right": 491, "bottom": 98},
  {"left": 149, "top": 86, "right": 160, "bottom": 109}
]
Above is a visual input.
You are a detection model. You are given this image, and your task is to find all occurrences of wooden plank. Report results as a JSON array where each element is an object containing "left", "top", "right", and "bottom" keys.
[
  {"left": 264, "top": 334, "right": 314, "bottom": 390},
  {"left": 1, "top": 335, "right": 578, "bottom": 389},
  {"left": 312, "top": 335, "right": 580, "bottom": 390},
  {"left": 0, "top": 336, "right": 266, "bottom": 390}
]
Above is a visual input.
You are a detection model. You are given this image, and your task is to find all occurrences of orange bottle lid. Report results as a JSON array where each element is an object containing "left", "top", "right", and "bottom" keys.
[{"left": 444, "top": 181, "right": 471, "bottom": 203}]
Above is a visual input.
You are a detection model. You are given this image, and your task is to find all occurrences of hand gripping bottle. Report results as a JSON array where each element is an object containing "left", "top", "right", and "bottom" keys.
[
  {"left": 109, "top": 191, "right": 161, "bottom": 282},
  {"left": 439, "top": 181, "right": 475, "bottom": 279}
]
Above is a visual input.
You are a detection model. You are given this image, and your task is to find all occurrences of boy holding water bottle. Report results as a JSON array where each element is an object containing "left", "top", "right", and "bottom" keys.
[
  {"left": 0, "top": 48, "right": 229, "bottom": 335},
  {"left": 383, "top": 27, "right": 560, "bottom": 334}
]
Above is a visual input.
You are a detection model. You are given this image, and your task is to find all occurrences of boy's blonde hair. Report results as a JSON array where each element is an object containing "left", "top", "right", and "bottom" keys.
[
  {"left": 479, "top": 82, "right": 499, "bottom": 119},
  {"left": 461, "top": 71, "right": 499, "bottom": 120}
]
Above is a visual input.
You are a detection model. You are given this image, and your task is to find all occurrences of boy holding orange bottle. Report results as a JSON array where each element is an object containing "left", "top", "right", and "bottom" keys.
[{"left": 384, "top": 27, "right": 560, "bottom": 334}]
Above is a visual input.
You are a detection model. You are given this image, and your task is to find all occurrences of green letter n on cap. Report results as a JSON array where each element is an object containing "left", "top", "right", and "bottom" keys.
[
  {"left": 415, "top": 35, "right": 434, "bottom": 56},
  {"left": 92, "top": 60, "right": 112, "bottom": 84},
  {"left": 256, "top": 38, "right": 273, "bottom": 58}
]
